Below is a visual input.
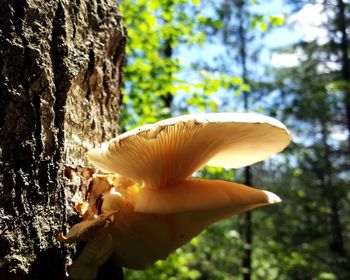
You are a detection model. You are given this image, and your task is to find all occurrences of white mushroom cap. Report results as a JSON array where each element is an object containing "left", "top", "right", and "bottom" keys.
[{"left": 86, "top": 113, "right": 291, "bottom": 189}]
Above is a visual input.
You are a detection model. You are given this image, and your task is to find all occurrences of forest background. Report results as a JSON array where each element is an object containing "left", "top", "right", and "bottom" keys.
[{"left": 119, "top": 0, "right": 350, "bottom": 279}]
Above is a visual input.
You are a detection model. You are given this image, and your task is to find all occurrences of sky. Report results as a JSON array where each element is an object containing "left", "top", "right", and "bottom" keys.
[
  {"left": 177, "top": 0, "right": 328, "bottom": 72},
  {"left": 174, "top": 0, "right": 330, "bottom": 113},
  {"left": 122, "top": 0, "right": 326, "bottom": 68},
  {"left": 264, "top": 1, "right": 328, "bottom": 67}
]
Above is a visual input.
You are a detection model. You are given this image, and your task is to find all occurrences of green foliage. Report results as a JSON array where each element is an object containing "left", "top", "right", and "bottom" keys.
[
  {"left": 120, "top": 0, "right": 198, "bottom": 127},
  {"left": 119, "top": 0, "right": 242, "bottom": 130},
  {"left": 250, "top": 15, "right": 285, "bottom": 33},
  {"left": 266, "top": 16, "right": 350, "bottom": 278},
  {"left": 119, "top": 0, "right": 260, "bottom": 132}
]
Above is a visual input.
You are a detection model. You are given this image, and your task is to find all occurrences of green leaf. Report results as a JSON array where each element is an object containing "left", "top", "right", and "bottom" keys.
[
  {"left": 241, "top": 83, "right": 251, "bottom": 92},
  {"left": 259, "top": 21, "right": 268, "bottom": 33},
  {"left": 209, "top": 100, "right": 218, "bottom": 112},
  {"left": 231, "top": 76, "right": 243, "bottom": 85},
  {"left": 269, "top": 15, "right": 285, "bottom": 27}
]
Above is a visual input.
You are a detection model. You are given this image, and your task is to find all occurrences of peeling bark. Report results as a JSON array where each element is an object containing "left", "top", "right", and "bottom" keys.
[{"left": 0, "top": 0, "right": 126, "bottom": 278}]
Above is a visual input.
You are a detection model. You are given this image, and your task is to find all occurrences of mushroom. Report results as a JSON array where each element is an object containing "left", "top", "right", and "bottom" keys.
[{"left": 61, "top": 113, "right": 291, "bottom": 279}]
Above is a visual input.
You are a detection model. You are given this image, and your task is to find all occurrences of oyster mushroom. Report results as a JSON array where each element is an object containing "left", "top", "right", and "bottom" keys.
[{"left": 62, "top": 113, "right": 291, "bottom": 279}]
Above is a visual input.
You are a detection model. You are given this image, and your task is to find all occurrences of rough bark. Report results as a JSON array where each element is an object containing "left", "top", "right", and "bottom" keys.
[{"left": 0, "top": 0, "right": 126, "bottom": 279}]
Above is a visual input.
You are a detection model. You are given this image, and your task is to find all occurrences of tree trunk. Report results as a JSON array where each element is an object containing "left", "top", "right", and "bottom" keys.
[
  {"left": 336, "top": 0, "right": 350, "bottom": 149},
  {"left": 237, "top": 1, "right": 252, "bottom": 279},
  {"left": 320, "top": 122, "right": 346, "bottom": 263},
  {"left": 0, "top": 0, "right": 126, "bottom": 279}
]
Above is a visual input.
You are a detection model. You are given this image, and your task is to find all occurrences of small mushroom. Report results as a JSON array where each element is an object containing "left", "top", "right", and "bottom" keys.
[{"left": 63, "top": 113, "right": 291, "bottom": 277}]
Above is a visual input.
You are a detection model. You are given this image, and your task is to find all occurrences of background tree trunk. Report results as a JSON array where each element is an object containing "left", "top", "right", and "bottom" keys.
[{"left": 0, "top": 0, "right": 126, "bottom": 279}]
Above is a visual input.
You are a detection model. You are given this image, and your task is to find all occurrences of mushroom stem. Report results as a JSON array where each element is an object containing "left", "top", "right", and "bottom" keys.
[{"left": 135, "top": 178, "right": 281, "bottom": 215}]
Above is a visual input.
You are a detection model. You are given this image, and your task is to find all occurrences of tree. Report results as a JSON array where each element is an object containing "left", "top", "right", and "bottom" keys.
[
  {"left": 211, "top": 1, "right": 263, "bottom": 278},
  {"left": 270, "top": 38, "right": 349, "bottom": 278},
  {"left": 0, "top": 0, "right": 126, "bottom": 278}
]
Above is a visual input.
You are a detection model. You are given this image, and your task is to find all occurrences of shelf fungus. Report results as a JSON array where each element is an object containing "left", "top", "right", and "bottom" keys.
[{"left": 58, "top": 113, "right": 291, "bottom": 279}]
